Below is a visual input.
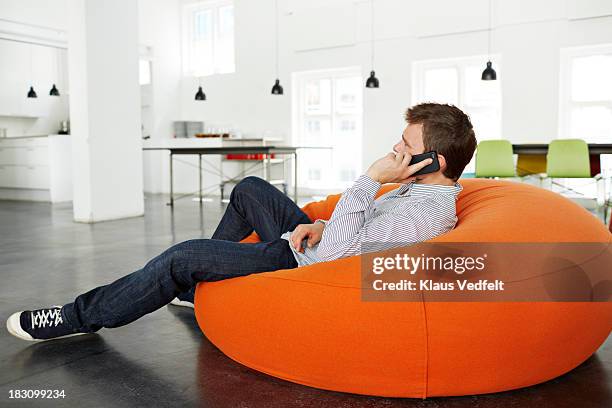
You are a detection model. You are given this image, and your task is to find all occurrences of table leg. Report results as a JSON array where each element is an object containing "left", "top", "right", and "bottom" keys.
[
  {"left": 293, "top": 152, "right": 298, "bottom": 203},
  {"left": 198, "top": 154, "right": 203, "bottom": 205},
  {"left": 168, "top": 152, "right": 174, "bottom": 207},
  {"left": 262, "top": 155, "right": 268, "bottom": 181}
]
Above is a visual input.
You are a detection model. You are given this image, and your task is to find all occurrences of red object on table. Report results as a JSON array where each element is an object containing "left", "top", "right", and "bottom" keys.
[
  {"left": 225, "top": 154, "right": 276, "bottom": 160},
  {"left": 589, "top": 154, "right": 601, "bottom": 177},
  {"left": 225, "top": 154, "right": 249, "bottom": 160}
]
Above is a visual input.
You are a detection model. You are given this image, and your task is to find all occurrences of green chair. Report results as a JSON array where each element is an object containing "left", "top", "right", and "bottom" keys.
[
  {"left": 475, "top": 140, "right": 515, "bottom": 178},
  {"left": 546, "top": 139, "right": 590, "bottom": 178},
  {"left": 545, "top": 138, "right": 607, "bottom": 222}
]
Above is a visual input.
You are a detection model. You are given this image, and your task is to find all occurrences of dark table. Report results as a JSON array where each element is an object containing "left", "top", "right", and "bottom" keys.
[
  {"left": 512, "top": 143, "right": 612, "bottom": 176},
  {"left": 512, "top": 143, "right": 612, "bottom": 155}
]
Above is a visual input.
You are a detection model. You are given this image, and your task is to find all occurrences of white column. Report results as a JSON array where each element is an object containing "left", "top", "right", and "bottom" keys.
[{"left": 67, "top": 0, "right": 143, "bottom": 223}]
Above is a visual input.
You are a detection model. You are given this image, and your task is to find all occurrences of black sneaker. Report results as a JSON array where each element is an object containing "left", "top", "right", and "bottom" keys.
[{"left": 6, "top": 306, "right": 85, "bottom": 342}]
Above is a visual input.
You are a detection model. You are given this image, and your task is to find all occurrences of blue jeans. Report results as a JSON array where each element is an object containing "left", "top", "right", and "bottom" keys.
[{"left": 62, "top": 176, "right": 311, "bottom": 333}]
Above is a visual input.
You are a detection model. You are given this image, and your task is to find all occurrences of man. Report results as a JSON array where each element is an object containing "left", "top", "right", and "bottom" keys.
[{"left": 6, "top": 103, "right": 476, "bottom": 342}]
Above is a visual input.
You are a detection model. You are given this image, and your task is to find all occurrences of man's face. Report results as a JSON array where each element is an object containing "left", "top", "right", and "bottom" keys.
[{"left": 393, "top": 124, "right": 425, "bottom": 156}]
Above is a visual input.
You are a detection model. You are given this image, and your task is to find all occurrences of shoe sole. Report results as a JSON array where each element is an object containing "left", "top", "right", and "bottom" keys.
[
  {"left": 169, "top": 298, "right": 195, "bottom": 309},
  {"left": 6, "top": 311, "right": 88, "bottom": 342}
]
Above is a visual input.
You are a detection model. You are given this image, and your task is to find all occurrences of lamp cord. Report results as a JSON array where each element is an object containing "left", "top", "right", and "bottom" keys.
[
  {"left": 275, "top": 0, "right": 279, "bottom": 78},
  {"left": 54, "top": 47, "right": 58, "bottom": 86},
  {"left": 29, "top": 43, "right": 33, "bottom": 87},
  {"left": 487, "top": 0, "right": 492, "bottom": 59},
  {"left": 370, "top": 0, "right": 374, "bottom": 71}
]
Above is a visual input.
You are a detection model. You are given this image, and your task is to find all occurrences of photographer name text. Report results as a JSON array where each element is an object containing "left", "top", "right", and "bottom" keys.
[{"left": 372, "top": 279, "right": 504, "bottom": 291}]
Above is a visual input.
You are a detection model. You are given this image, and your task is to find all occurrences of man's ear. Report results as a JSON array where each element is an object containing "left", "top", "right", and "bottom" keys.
[{"left": 437, "top": 153, "right": 447, "bottom": 173}]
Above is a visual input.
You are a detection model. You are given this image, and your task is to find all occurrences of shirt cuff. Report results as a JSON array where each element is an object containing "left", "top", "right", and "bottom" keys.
[{"left": 353, "top": 174, "right": 382, "bottom": 197}]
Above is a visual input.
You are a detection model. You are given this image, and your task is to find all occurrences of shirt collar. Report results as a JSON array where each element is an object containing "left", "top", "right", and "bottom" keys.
[{"left": 395, "top": 180, "right": 463, "bottom": 200}]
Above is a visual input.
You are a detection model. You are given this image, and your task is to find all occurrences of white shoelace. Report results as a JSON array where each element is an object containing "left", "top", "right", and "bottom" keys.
[{"left": 31, "top": 308, "right": 63, "bottom": 329}]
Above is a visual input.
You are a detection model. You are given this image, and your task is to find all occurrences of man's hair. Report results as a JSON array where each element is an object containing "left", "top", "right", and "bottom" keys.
[{"left": 405, "top": 103, "right": 477, "bottom": 181}]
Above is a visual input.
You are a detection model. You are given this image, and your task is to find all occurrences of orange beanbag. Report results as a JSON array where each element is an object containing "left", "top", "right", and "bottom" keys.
[{"left": 194, "top": 178, "right": 612, "bottom": 397}]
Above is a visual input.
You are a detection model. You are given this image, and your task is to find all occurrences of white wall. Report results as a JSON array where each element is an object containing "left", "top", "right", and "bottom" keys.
[
  {"left": 138, "top": 0, "right": 183, "bottom": 194},
  {"left": 0, "top": 0, "right": 181, "bottom": 195},
  {"left": 149, "top": 0, "right": 612, "bottom": 194},
  {"left": 0, "top": 0, "right": 69, "bottom": 137},
  {"left": 6, "top": 0, "right": 610, "bottom": 196},
  {"left": 0, "top": 0, "right": 67, "bottom": 29},
  {"left": 68, "top": 0, "right": 143, "bottom": 222}
]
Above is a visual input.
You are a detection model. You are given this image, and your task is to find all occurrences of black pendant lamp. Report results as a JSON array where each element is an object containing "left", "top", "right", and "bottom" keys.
[
  {"left": 481, "top": 62, "right": 496, "bottom": 80},
  {"left": 195, "top": 85, "right": 206, "bottom": 100},
  {"left": 27, "top": 86, "right": 37, "bottom": 98},
  {"left": 195, "top": 75, "right": 206, "bottom": 101},
  {"left": 366, "top": 71, "right": 379, "bottom": 88},
  {"left": 271, "top": 79, "right": 283, "bottom": 95},
  {"left": 49, "top": 84, "right": 60, "bottom": 96},
  {"left": 270, "top": 0, "right": 283, "bottom": 95},
  {"left": 481, "top": 0, "right": 497, "bottom": 81},
  {"left": 49, "top": 49, "right": 61, "bottom": 96},
  {"left": 365, "top": 0, "right": 379, "bottom": 88}
]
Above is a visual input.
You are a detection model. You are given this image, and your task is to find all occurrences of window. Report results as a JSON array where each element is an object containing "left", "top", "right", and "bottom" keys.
[
  {"left": 559, "top": 45, "right": 612, "bottom": 143},
  {"left": 558, "top": 44, "right": 612, "bottom": 199},
  {"left": 412, "top": 55, "right": 502, "bottom": 174},
  {"left": 182, "top": 0, "right": 235, "bottom": 76},
  {"left": 293, "top": 67, "right": 363, "bottom": 191},
  {"left": 139, "top": 60, "right": 152, "bottom": 85}
]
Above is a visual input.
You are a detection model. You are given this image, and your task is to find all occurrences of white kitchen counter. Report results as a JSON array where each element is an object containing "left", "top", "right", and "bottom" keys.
[{"left": 0, "top": 134, "right": 72, "bottom": 202}]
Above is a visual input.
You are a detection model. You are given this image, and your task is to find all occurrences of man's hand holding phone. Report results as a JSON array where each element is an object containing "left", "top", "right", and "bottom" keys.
[{"left": 365, "top": 150, "right": 434, "bottom": 184}]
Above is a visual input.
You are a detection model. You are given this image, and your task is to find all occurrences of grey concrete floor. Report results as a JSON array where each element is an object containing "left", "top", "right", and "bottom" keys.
[{"left": 0, "top": 194, "right": 610, "bottom": 408}]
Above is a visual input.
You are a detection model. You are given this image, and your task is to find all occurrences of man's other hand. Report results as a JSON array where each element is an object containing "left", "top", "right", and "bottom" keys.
[
  {"left": 290, "top": 223, "right": 325, "bottom": 253},
  {"left": 365, "top": 150, "right": 433, "bottom": 184}
]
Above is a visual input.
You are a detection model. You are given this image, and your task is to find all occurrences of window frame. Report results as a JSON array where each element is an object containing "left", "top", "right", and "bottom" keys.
[
  {"left": 558, "top": 43, "right": 612, "bottom": 141},
  {"left": 412, "top": 54, "right": 503, "bottom": 133},
  {"left": 412, "top": 54, "right": 503, "bottom": 174},
  {"left": 181, "top": 0, "right": 235, "bottom": 77},
  {"left": 291, "top": 66, "right": 364, "bottom": 192}
]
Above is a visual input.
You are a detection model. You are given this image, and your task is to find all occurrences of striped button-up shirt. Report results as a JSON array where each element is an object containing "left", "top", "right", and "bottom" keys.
[{"left": 280, "top": 174, "right": 463, "bottom": 266}]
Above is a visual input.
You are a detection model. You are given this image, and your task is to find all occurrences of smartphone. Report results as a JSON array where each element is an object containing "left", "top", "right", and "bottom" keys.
[{"left": 408, "top": 151, "right": 440, "bottom": 176}]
